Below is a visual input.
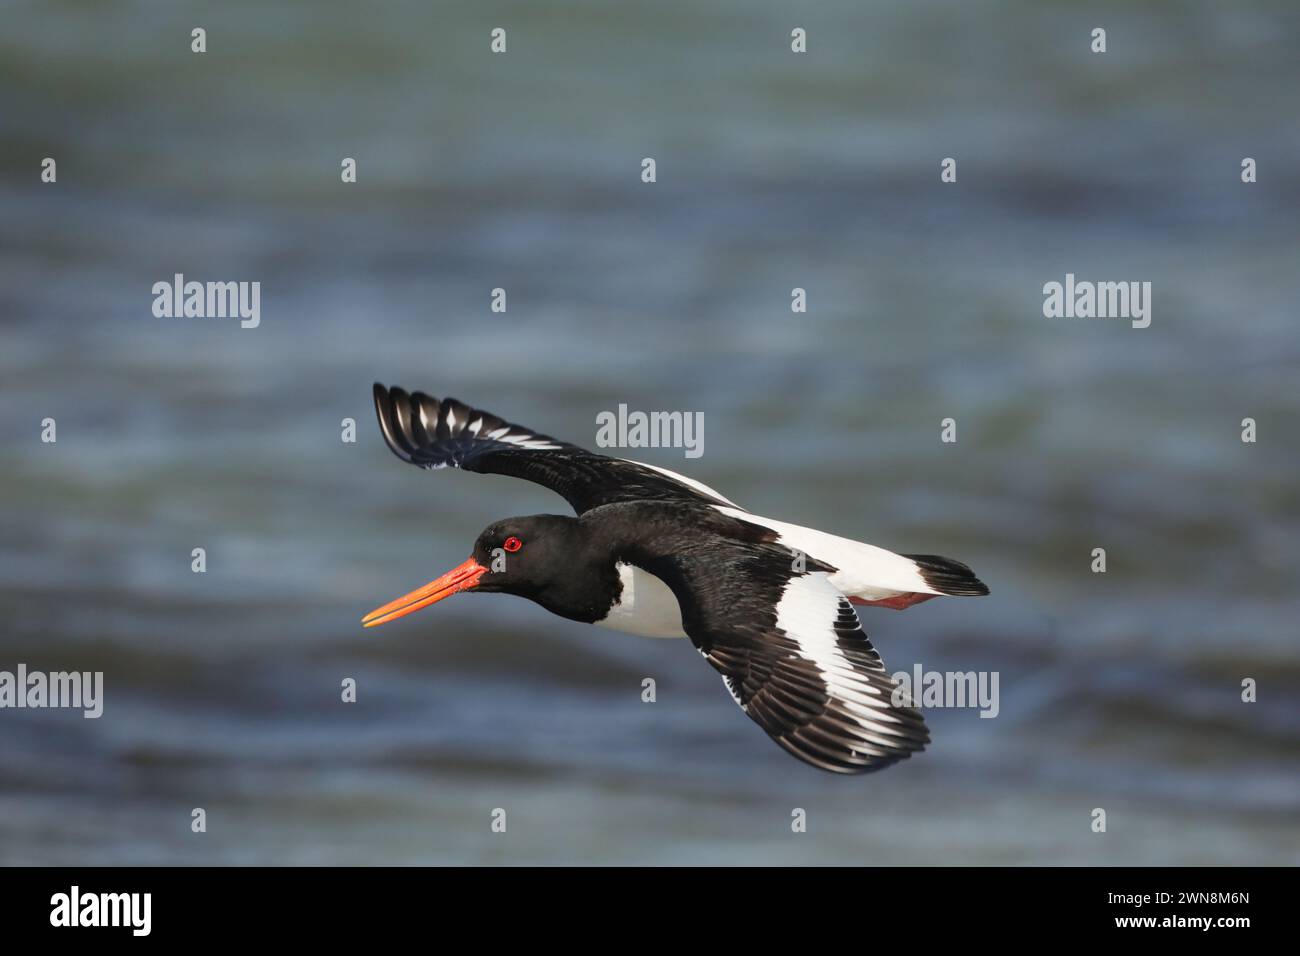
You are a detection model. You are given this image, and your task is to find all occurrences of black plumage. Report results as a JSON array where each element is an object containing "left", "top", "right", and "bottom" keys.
[{"left": 374, "top": 384, "right": 738, "bottom": 514}]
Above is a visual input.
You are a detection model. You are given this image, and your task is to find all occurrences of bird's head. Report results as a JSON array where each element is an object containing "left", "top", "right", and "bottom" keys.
[{"left": 362, "top": 514, "right": 597, "bottom": 627}]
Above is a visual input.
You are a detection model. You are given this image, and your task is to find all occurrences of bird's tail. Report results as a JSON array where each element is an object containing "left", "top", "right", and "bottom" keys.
[{"left": 901, "top": 553, "right": 990, "bottom": 596}]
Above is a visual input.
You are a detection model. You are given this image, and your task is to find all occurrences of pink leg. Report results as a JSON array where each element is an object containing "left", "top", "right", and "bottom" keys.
[{"left": 847, "top": 593, "right": 937, "bottom": 610}]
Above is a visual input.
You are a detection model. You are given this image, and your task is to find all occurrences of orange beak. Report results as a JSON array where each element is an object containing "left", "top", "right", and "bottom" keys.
[{"left": 361, "top": 557, "right": 488, "bottom": 628}]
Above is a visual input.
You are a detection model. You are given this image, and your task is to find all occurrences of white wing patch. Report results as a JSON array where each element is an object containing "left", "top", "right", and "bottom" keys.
[
  {"left": 621, "top": 459, "right": 742, "bottom": 508},
  {"left": 490, "top": 429, "right": 563, "bottom": 451},
  {"left": 715, "top": 506, "right": 934, "bottom": 600},
  {"left": 773, "top": 573, "right": 913, "bottom": 736}
]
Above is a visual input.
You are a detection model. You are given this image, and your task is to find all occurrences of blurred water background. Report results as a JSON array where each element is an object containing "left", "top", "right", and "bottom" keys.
[{"left": 1, "top": 0, "right": 1298, "bottom": 865}]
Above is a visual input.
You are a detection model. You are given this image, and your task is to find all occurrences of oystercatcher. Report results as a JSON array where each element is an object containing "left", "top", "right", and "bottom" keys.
[{"left": 363, "top": 384, "right": 989, "bottom": 774}]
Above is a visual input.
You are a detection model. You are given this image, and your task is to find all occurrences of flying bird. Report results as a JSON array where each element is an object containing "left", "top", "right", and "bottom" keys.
[{"left": 363, "top": 384, "right": 989, "bottom": 774}]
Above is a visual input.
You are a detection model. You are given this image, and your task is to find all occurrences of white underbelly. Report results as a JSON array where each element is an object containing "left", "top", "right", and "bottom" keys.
[{"left": 595, "top": 563, "right": 687, "bottom": 639}]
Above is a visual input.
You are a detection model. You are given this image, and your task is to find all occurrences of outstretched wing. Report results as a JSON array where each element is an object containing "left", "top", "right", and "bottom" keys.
[
  {"left": 372, "top": 383, "right": 741, "bottom": 514},
  {"left": 642, "top": 544, "right": 929, "bottom": 774}
]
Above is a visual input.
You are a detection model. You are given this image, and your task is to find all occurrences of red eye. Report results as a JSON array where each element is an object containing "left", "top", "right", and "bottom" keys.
[{"left": 503, "top": 536, "right": 523, "bottom": 553}]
